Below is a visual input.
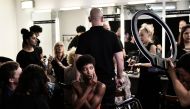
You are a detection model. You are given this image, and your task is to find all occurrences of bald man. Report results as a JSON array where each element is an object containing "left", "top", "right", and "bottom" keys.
[{"left": 75, "top": 8, "right": 124, "bottom": 109}]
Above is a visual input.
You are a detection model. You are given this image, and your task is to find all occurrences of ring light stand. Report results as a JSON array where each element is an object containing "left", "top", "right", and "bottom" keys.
[{"left": 131, "top": 10, "right": 177, "bottom": 69}]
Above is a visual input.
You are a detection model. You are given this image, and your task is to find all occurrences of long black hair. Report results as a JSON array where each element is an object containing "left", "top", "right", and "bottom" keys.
[
  {"left": 178, "top": 24, "right": 190, "bottom": 48},
  {"left": 21, "top": 28, "right": 34, "bottom": 48}
]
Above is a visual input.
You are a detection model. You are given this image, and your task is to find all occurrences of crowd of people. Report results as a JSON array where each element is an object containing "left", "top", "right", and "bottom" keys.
[{"left": 0, "top": 7, "right": 190, "bottom": 109}]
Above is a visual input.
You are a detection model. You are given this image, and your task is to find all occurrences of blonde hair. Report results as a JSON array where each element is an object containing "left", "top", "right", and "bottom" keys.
[
  {"left": 66, "top": 47, "right": 76, "bottom": 65},
  {"left": 53, "top": 41, "right": 64, "bottom": 57},
  {"left": 139, "top": 23, "right": 154, "bottom": 39}
]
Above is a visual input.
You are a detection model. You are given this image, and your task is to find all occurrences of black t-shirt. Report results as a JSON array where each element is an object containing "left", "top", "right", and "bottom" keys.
[
  {"left": 76, "top": 26, "right": 122, "bottom": 78},
  {"left": 176, "top": 45, "right": 188, "bottom": 60},
  {"left": 68, "top": 35, "right": 79, "bottom": 50},
  {"left": 16, "top": 49, "right": 43, "bottom": 69}
]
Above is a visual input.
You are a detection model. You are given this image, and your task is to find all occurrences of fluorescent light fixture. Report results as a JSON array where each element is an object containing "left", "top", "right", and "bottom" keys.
[
  {"left": 21, "top": 0, "right": 33, "bottom": 9},
  {"left": 152, "top": 5, "right": 176, "bottom": 10},
  {"left": 33, "top": 9, "right": 52, "bottom": 13},
  {"left": 128, "top": 0, "right": 156, "bottom": 5},
  {"left": 91, "top": 3, "right": 115, "bottom": 8},
  {"left": 60, "top": 7, "right": 81, "bottom": 11}
]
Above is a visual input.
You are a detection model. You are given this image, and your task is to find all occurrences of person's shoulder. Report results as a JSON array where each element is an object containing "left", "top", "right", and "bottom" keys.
[
  {"left": 96, "top": 81, "right": 106, "bottom": 89},
  {"left": 17, "top": 50, "right": 26, "bottom": 57},
  {"left": 148, "top": 42, "right": 156, "bottom": 48},
  {"left": 104, "top": 29, "right": 116, "bottom": 35},
  {"left": 150, "top": 43, "right": 157, "bottom": 48},
  {"left": 80, "top": 30, "right": 90, "bottom": 36},
  {"left": 18, "top": 49, "right": 25, "bottom": 53},
  {"left": 72, "top": 35, "right": 79, "bottom": 40},
  {"left": 77, "top": 31, "right": 89, "bottom": 40}
]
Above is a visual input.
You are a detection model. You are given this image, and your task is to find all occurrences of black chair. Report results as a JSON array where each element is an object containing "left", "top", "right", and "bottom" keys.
[{"left": 115, "top": 97, "right": 143, "bottom": 109}]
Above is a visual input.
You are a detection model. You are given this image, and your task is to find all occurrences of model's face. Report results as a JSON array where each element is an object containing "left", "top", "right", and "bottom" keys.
[
  {"left": 28, "top": 34, "right": 37, "bottom": 46},
  {"left": 82, "top": 64, "right": 95, "bottom": 80},
  {"left": 177, "top": 68, "right": 190, "bottom": 90},
  {"left": 183, "top": 28, "right": 190, "bottom": 43},
  {"left": 139, "top": 29, "right": 150, "bottom": 44},
  {"left": 56, "top": 44, "right": 64, "bottom": 53}
]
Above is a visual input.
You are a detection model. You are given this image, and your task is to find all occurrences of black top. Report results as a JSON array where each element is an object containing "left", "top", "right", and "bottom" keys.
[
  {"left": 137, "top": 42, "right": 161, "bottom": 109},
  {"left": 76, "top": 26, "right": 122, "bottom": 78},
  {"left": 176, "top": 45, "right": 188, "bottom": 60},
  {"left": 124, "top": 42, "right": 138, "bottom": 57},
  {"left": 51, "top": 58, "right": 68, "bottom": 83},
  {"left": 68, "top": 35, "right": 79, "bottom": 50},
  {"left": 16, "top": 49, "right": 43, "bottom": 69},
  {"left": 139, "top": 43, "right": 157, "bottom": 76}
]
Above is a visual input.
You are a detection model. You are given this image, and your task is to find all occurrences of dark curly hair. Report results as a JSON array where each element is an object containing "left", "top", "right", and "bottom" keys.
[
  {"left": 76, "top": 25, "right": 86, "bottom": 33},
  {"left": 76, "top": 54, "right": 95, "bottom": 72},
  {"left": 30, "top": 25, "right": 42, "bottom": 33}
]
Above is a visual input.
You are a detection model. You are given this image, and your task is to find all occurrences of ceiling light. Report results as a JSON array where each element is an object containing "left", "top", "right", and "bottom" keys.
[
  {"left": 91, "top": 3, "right": 115, "bottom": 8},
  {"left": 60, "top": 7, "right": 81, "bottom": 11},
  {"left": 33, "top": 9, "right": 52, "bottom": 13},
  {"left": 152, "top": 5, "right": 176, "bottom": 10},
  {"left": 128, "top": 0, "right": 156, "bottom": 5},
  {"left": 146, "top": 3, "right": 176, "bottom": 11},
  {"left": 21, "top": 0, "right": 34, "bottom": 9}
]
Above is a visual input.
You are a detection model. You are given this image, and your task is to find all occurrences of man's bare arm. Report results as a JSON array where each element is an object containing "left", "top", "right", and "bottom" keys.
[
  {"left": 114, "top": 51, "right": 124, "bottom": 87},
  {"left": 114, "top": 51, "right": 124, "bottom": 79}
]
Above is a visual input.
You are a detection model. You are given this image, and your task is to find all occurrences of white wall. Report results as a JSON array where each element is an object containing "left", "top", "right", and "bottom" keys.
[
  {"left": 0, "top": 0, "right": 18, "bottom": 60},
  {"left": 32, "top": 11, "right": 54, "bottom": 56},
  {"left": 15, "top": 0, "right": 34, "bottom": 59},
  {"left": 59, "top": 9, "right": 90, "bottom": 50},
  {"left": 15, "top": 0, "right": 56, "bottom": 57}
]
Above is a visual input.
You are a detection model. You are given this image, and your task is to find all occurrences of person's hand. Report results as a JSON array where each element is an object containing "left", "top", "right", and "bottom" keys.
[
  {"left": 128, "top": 58, "right": 136, "bottom": 66},
  {"left": 166, "top": 58, "right": 176, "bottom": 75},
  {"left": 89, "top": 73, "right": 97, "bottom": 86},
  {"left": 133, "top": 63, "right": 142, "bottom": 67},
  {"left": 116, "top": 78, "right": 124, "bottom": 87},
  {"left": 48, "top": 55, "right": 53, "bottom": 63}
]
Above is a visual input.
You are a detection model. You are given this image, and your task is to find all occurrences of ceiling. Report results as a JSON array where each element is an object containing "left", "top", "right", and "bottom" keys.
[{"left": 32, "top": 0, "right": 181, "bottom": 10}]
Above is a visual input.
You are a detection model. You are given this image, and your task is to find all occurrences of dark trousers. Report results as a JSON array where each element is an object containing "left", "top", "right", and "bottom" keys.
[{"left": 98, "top": 77, "right": 116, "bottom": 109}]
